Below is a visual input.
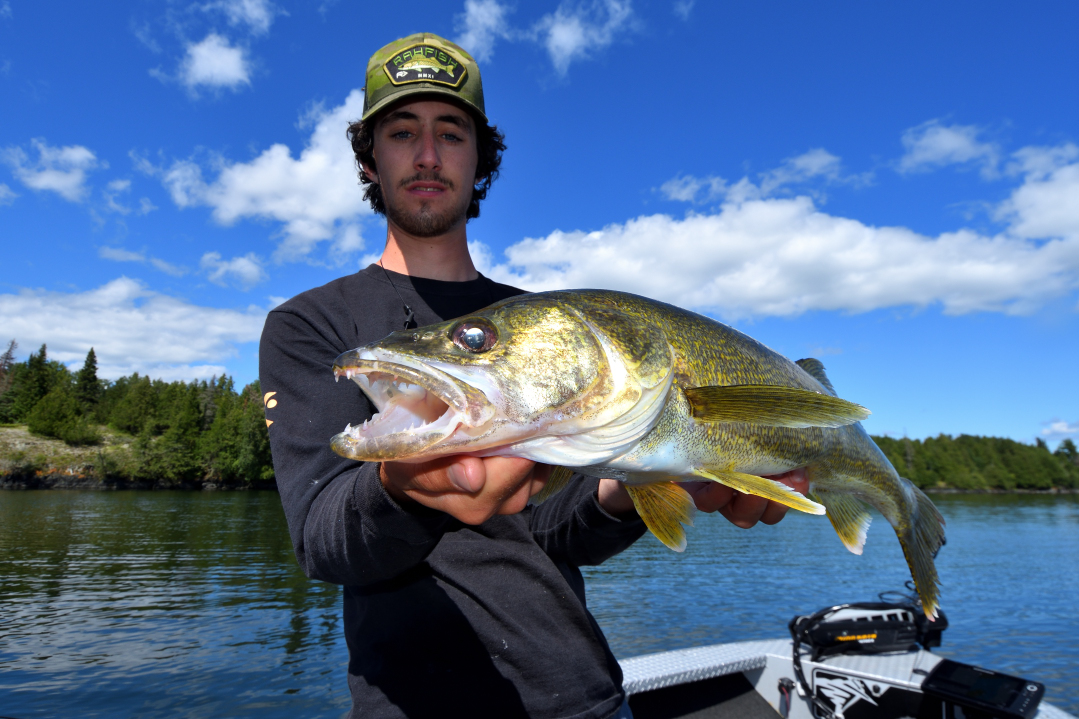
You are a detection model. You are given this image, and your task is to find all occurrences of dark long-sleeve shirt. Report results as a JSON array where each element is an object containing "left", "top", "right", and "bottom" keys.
[{"left": 259, "top": 265, "right": 646, "bottom": 718}]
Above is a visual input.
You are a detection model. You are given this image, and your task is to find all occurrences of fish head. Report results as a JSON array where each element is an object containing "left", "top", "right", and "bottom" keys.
[{"left": 331, "top": 291, "right": 675, "bottom": 464}]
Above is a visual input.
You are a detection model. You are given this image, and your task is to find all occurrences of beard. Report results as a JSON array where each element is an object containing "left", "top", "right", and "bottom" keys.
[{"left": 383, "top": 173, "right": 472, "bottom": 238}]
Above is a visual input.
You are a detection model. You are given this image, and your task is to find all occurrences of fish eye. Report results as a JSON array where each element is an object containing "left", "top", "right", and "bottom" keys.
[{"left": 452, "top": 321, "right": 497, "bottom": 353}]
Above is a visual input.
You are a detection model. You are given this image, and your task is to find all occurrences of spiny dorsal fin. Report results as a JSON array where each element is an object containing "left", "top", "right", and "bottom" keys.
[
  {"left": 695, "top": 468, "right": 826, "bottom": 515},
  {"left": 683, "top": 384, "right": 868, "bottom": 427},
  {"left": 810, "top": 489, "right": 873, "bottom": 554},
  {"left": 795, "top": 358, "right": 837, "bottom": 397},
  {"left": 625, "top": 482, "right": 695, "bottom": 552},
  {"left": 532, "top": 466, "right": 575, "bottom": 504}
]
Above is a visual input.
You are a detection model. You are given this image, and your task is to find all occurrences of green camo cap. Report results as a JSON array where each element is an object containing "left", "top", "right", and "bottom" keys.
[{"left": 362, "top": 33, "right": 486, "bottom": 122}]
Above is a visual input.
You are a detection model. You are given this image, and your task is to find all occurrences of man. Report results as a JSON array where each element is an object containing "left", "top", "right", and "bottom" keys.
[{"left": 260, "top": 32, "right": 807, "bottom": 719}]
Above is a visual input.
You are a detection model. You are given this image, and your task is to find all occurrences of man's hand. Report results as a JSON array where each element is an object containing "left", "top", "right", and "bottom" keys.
[
  {"left": 597, "top": 468, "right": 810, "bottom": 528},
  {"left": 681, "top": 468, "right": 809, "bottom": 528},
  {"left": 380, "top": 457, "right": 551, "bottom": 525}
]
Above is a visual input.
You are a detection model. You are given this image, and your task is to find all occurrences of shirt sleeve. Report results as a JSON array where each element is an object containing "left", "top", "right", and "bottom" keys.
[
  {"left": 259, "top": 307, "right": 452, "bottom": 587},
  {"left": 529, "top": 476, "right": 647, "bottom": 567}
]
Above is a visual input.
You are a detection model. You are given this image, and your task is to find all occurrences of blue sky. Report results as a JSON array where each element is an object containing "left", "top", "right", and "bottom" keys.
[{"left": 1, "top": 0, "right": 1077, "bottom": 446}]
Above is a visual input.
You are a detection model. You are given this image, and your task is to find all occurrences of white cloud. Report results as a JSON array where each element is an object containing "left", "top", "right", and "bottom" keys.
[
  {"left": 898, "top": 120, "right": 1000, "bottom": 179},
  {"left": 155, "top": 89, "right": 369, "bottom": 262},
  {"left": 455, "top": 0, "right": 513, "bottom": 62},
  {"left": 0, "top": 183, "right": 16, "bottom": 205},
  {"left": 662, "top": 150, "right": 868, "bottom": 205},
  {"left": 0, "top": 1, "right": 10, "bottom": 19},
  {"left": 660, "top": 174, "right": 726, "bottom": 203},
  {"left": 2, "top": 139, "right": 102, "bottom": 202},
  {"left": 98, "top": 246, "right": 188, "bottom": 277},
  {"left": 474, "top": 181, "right": 1079, "bottom": 320},
  {"left": 1042, "top": 420, "right": 1079, "bottom": 440},
  {"left": 200, "top": 251, "right": 267, "bottom": 289},
  {"left": 758, "top": 148, "right": 857, "bottom": 195},
  {"left": 103, "top": 178, "right": 132, "bottom": 214},
  {"left": 98, "top": 246, "right": 146, "bottom": 263},
  {"left": 179, "top": 33, "right": 251, "bottom": 91},
  {"left": 673, "top": 0, "right": 693, "bottom": 20},
  {"left": 533, "top": 0, "right": 633, "bottom": 75},
  {"left": 996, "top": 144, "right": 1079, "bottom": 241},
  {"left": 203, "top": 0, "right": 279, "bottom": 34},
  {"left": 0, "top": 277, "right": 265, "bottom": 380}
]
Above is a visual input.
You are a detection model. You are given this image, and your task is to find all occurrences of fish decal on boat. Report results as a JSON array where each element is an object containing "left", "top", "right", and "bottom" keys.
[{"left": 330, "top": 290, "right": 947, "bottom": 618}]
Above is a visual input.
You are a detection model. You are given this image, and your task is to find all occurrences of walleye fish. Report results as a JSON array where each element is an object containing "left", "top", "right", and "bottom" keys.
[
  {"left": 398, "top": 56, "right": 458, "bottom": 77},
  {"left": 331, "top": 290, "right": 946, "bottom": 618}
]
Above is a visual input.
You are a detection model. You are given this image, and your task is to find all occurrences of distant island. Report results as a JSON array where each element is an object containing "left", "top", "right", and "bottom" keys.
[
  {"left": 1, "top": 341, "right": 1077, "bottom": 491},
  {"left": 0, "top": 342, "right": 272, "bottom": 489}
]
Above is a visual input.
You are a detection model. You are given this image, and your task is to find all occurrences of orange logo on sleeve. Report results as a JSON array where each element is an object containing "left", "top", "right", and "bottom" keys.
[{"left": 264, "top": 391, "right": 278, "bottom": 427}]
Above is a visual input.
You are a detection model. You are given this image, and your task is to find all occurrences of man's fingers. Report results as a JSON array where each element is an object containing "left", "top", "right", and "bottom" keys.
[
  {"left": 680, "top": 481, "right": 735, "bottom": 513},
  {"left": 528, "top": 463, "right": 553, "bottom": 498},
  {"left": 384, "top": 456, "right": 488, "bottom": 496},
  {"left": 759, "top": 501, "right": 790, "bottom": 526},
  {"left": 446, "top": 458, "right": 485, "bottom": 493},
  {"left": 719, "top": 492, "right": 769, "bottom": 528},
  {"left": 687, "top": 467, "right": 810, "bottom": 529}
]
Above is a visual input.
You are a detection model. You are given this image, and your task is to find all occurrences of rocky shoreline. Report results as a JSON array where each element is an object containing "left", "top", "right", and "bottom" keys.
[
  {"left": 0, "top": 473, "right": 275, "bottom": 491},
  {"left": 0, "top": 425, "right": 274, "bottom": 491}
]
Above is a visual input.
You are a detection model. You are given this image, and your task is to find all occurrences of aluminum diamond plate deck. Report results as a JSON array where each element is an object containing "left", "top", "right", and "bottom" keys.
[{"left": 619, "top": 640, "right": 784, "bottom": 694}]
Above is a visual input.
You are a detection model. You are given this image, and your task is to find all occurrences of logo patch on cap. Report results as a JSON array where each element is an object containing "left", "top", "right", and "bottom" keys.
[{"left": 383, "top": 44, "right": 467, "bottom": 88}]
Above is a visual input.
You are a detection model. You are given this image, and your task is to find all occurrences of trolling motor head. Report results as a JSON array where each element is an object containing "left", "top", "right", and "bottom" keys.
[{"left": 790, "top": 601, "right": 949, "bottom": 661}]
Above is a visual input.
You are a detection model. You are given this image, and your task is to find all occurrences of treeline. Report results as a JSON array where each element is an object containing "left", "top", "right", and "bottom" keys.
[
  {"left": 0, "top": 341, "right": 273, "bottom": 486},
  {"left": 873, "top": 434, "right": 1079, "bottom": 490},
  {"left": 2, "top": 340, "right": 1078, "bottom": 492}
]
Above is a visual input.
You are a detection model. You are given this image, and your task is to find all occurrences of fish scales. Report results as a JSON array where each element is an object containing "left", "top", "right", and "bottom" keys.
[{"left": 329, "top": 289, "right": 946, "bottom": 618}]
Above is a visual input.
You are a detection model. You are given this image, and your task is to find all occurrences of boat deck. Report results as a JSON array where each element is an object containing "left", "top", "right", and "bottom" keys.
[{"left": 619, "top": 640, "right": 1075, "bottom": 719}]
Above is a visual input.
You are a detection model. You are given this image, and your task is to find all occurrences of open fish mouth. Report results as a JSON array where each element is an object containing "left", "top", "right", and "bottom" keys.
[{"left": 330, "top": 350, "right": 495, "bottom": 462}]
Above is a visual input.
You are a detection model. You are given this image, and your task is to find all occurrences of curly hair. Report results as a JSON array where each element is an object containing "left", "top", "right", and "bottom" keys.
[{"left": 346, "top": 110, "right": 506, "bottom": 220}]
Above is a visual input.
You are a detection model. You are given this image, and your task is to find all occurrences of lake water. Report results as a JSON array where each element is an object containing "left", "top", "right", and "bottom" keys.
[{"left": 1, "top": 491, "right": 1076, "bottom": 717}]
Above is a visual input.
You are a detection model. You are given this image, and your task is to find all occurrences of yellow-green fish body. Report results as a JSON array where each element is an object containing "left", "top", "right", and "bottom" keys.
[{"left": 331, "top": 290, "right": 945, "bottom": 618}]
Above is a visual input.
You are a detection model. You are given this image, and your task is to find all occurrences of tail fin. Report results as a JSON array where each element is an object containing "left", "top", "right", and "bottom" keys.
[{"left": 896, "top": 479, "right": 946, "bottom": 620}]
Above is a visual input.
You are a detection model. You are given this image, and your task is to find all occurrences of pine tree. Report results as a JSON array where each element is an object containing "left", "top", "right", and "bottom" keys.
[
  {"left": 0, "top": 339, "right": 17, "bottom": 395},
  {"left": 1055, "top": 439, "right": 1078, "bottom": 466},
  {"left": 110, "top": 374, "right": 158, "bottom": 435},
  {"left": 11, "top": 344, "right": 51, "bottom": 421},
  {"left": 74, "top": 347, "right": 101, "bottom": 411},
  {"left": 0, "top": 339, "right": 18, "bottom": 422}
]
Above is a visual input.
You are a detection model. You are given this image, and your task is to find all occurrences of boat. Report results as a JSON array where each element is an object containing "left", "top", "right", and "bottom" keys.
[{"left": 618, "top": 599, "right": 1075, "bottom": 719}]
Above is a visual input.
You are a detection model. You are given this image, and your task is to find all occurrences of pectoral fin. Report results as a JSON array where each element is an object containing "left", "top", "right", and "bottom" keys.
[
  {"left": 811, "top": 489, "right": 873, "bottom": 554},
  {"left": 694, "top": 468, "right": 826, "bottom": 515},
  {"left": 532, "top": 466, "right": 575, "bottom": 504},
  {"left": 625, "top": 482, "right": 695, "bottom": 552},
  {"left": 683, "top": 385, "right": 869, "bottom": 427}
]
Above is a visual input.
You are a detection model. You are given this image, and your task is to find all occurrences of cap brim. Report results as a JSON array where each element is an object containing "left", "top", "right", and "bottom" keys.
[{"left": 361, "top": 85, "right": 487, "bottom": 123}]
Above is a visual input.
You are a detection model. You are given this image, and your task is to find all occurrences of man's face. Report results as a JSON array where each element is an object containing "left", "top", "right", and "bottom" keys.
[{"left": 366, "top": 99, "right": 479, "bottom": 239}]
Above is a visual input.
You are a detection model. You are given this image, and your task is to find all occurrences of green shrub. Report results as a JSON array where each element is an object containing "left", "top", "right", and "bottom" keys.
[
  {"left": 27, "top": 387, "right": 80, "bottom": 439},
  {"left": 60, "top": 417, "right": 103, "bottom": 446}
]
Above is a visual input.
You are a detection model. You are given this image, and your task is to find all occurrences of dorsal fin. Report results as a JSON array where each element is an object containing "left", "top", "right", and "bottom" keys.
[{"left": 796, "top": 358, "right": 837, "bottom": 397}]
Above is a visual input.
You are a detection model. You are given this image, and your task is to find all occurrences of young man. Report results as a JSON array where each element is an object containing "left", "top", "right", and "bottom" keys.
[{"left": 260, "top": 33, "right": 807, "bottom": 719}]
